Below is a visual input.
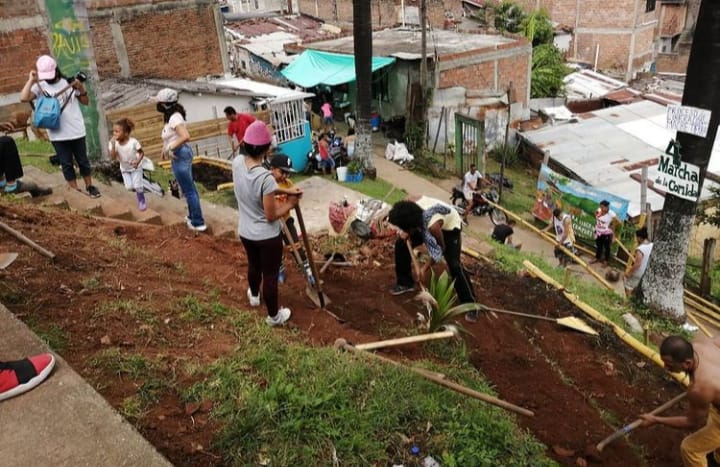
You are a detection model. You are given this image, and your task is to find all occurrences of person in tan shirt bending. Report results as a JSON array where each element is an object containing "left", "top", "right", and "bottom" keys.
[{"left": 641, "top": 335, "right": 720, "bottom": 466}]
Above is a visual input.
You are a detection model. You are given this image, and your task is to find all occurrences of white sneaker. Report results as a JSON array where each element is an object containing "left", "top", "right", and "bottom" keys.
[
  {"left": 266, "top": 307, "right": 291, "bottom": 326},
  {"left": 247, "top": 288, "right": 260, "bottom": 307},
  {"left": 186, "top": 219, "right": 207, "bottom": 232},
  {"left": 682, "top": 322, "right": 699, "bottom": 333}
]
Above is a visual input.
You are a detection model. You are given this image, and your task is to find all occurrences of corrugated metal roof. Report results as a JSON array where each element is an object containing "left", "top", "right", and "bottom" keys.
[
  {"left": 563, "top": 69, "right": 628, "bottom": 100},
  {"left": 520, "top": 100, "right": 720, "bottom": 217}
]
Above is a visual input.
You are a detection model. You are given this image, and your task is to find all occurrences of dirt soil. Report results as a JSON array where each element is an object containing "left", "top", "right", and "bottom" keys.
[{"left": 0, "top": 201, "right": 687, "bottom": 466}]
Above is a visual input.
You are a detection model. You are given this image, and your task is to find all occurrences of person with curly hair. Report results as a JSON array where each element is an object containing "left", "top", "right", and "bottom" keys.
[{"left": 388, "top": 196, "right": 478, "bottom": 320}]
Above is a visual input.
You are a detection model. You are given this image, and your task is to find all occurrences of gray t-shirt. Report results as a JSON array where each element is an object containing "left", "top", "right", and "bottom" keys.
[{"left": 232, "top": 156, "right": 280, "bottom": 240}]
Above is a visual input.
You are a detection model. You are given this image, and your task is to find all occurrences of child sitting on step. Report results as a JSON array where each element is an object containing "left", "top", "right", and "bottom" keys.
[{"left": 108, "top": 118, "right": 147, "bottom": 211}]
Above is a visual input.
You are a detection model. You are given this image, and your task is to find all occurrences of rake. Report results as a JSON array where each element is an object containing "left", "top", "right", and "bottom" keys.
[{"left": 478, "top": 305, "right": 598, "bottom": 335}]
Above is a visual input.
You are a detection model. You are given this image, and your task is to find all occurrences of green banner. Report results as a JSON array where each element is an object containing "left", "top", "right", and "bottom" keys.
[{"left": 44, "top": 0, "right": 101, "bottom": 159}]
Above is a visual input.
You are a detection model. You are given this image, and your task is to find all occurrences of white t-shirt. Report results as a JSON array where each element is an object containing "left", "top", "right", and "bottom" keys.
[
  {"left": 161, "top": 112, "right": 186, "bottom": 149},
  {"left": 31, "top": 79, "right": 86, "bottom": 141},
  {"left": 462, "top": 170, "right": 482, "bottom": 199},
  {"left": 595, "top": 209, "right": 617, "bottom": 236},
  {"left": 109, "top": 137, "right": 142, "bottom": 172},
  {"left": 631, "top": 242, "right": 653, "bottom": 279}
]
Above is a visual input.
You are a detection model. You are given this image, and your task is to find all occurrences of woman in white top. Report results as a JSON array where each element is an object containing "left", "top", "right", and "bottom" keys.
[
  {"left": 152, "top": 88, "right": 206, "bottom": 232},
  {"left": 19, "top": 55, "right": 101, "bottom": 198},
  {"left": 624, "top": 227, "right": 653, "bottom": 296}
]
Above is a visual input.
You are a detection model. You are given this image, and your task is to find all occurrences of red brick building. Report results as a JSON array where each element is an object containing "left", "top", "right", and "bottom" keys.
[{"left": 514, "top": 0, "right": 660, "bottom": 81}]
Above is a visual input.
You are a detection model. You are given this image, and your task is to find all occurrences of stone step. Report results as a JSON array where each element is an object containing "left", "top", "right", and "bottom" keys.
[{"left": 100, "top": 199, "right": 133, "bottom": 221}]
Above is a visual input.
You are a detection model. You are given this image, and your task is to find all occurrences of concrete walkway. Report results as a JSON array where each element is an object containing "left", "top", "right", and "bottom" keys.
[{"left": 0, "top": 302, "right": 171, "bottom": 467}]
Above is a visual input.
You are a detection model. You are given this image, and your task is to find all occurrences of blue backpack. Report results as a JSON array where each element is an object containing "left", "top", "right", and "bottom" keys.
[{"left": 32, "top": 84, "right": 72, "bottom": 130}]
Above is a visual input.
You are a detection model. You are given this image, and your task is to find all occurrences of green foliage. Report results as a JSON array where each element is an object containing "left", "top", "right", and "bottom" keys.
[
  {"left": 489, "top": 142, "right": 521, "bottom": 168},
  {"left": 346, "top": 158, "right": 363, "bottom": 174},
  {"left": 14, "top": 138, "right": 54, "bottom": 155},
  {"left": 520, "top": 9, "right": 554, "bottom": 46},
  {"left": 493, "top": 1, "right": 526, "bottom": 33},
  {"left": 404, "top": 121, "right": 425, "bottom": 153},
  {"left": 531, "top": 44, "right": 571, "bottom": 98},
  {"left": 174, "top": 294, "right": 231, "bottom": 323},
  {"left": 418, "top": 271, "right": 479, "bottom": 333},
  {"left": 183, "top": 315, "right": 552, "bottom": 466},
  {"left": 89, "top": 348, "right": 155, "bottom": 379},
  {"left": 333, "top": 177, "right": 406, "bottom": 205},
  {"left": 696, "top": 186, "right": 720, "bottom": 227}
]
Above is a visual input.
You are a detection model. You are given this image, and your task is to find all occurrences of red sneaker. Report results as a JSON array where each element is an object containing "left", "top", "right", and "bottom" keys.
[{"left": 0, "top": 353, "right": 55, "bottom": 402}]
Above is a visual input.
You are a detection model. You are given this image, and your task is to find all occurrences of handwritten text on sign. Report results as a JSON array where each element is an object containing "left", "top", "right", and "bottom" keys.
[
  {"left": 654, "top": 155, "right": 701, "bottom": 202},
  {"left": 666, "top": 105, "right": 712, "bottom": 138}
]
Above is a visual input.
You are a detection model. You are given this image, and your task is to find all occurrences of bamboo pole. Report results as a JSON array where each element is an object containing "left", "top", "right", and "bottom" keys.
[
  {"left": 335, "top": 338, "right": 535, "bottom": 417},
  {"left": 354, "top": 330, "right": 457, "bottom": 351},
  {"left": 522, "top": 260, "right": 689, "bottom": 386},
  {"left": 686, "top": 311, "right": 713, "bottom": 338},
  {"left": 0, "top": 220, "right": 55, "bottom": 259}
]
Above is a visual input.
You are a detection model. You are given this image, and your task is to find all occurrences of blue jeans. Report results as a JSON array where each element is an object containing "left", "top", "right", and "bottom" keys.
[{"left": 171, "top": 144, "right": 204, "bottom": 227}]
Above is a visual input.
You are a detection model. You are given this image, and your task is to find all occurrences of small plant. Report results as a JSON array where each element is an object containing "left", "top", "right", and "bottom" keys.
[
  {"left": 346, "top": 158, "right": 363, "bottom": 174},
  {"left": 489, "top": 142, "right": 520, "bottom": 167},
  {"left": 416, "top": 271, "right": 480, "bottom": 332}
]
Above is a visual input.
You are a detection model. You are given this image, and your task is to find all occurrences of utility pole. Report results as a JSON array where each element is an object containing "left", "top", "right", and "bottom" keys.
[
  {"left": 499, "top": 81, "right": 512, "bottom": 203},
  {"left": 420, "top": 0, "right": 427, "bottom": 108}
]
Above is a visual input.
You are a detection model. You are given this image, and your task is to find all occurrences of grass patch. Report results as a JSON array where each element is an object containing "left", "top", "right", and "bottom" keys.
[
  {"left": 24, "top": 317, "right": 68, "bottom": 352},
  {"left": 485, "top": 158, "right": 538, "bottom": 217},
  {"left": 174, "top": 294, "right": 231, "bottom": 323},
  {"left": 89, "top": 347, "right": 154, "bottom": 379},
  {"left": 332, "top": 176, "right": 406, "bottom": 204},
  {"left": 183, "top": 311, "right": 552, "bottom": 466}
]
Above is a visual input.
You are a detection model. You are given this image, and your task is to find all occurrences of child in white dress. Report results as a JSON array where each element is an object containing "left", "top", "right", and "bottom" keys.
[{"left": 108, "top": 118, "right": 147, "bottom": 211}]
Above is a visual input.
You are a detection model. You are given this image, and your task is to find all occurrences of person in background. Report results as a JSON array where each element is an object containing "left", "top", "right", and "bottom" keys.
[
  {"left": 153, "top": 88, "right": 206, "bottom": 232},
  {"left": 224, "top": 106, "right": 255, "bottom": 156},
  {"left": 233, "top": 121, "right": 302, "bottom": 327},
  {"left": 624, "top": 227, "right": 653, "bottom": 297},
  {"left": 545, "top": 207, "right": 576, "bottom": 267},
  {"left": 462, "top": 164, "right": 484, "bottom": 218},
  {"left": 321, "top": 100, "right": 333, "bottom": 132},
  {"left": 592, "top": 200, "right": 618, "bottom": 266},
  {"left": 388, "top": 196, "right": 477, "bottom": 320},
  {"left": 108, "top": 118, "right": 146, "bottom": 211},
  {"left": 0, "top": 122, "right": 52, "bottom": 197},
  {"left": 19, "top": 55, "right": 101, "bottom": 198},
  {"left": 345, "top": 127, "right": 356, "bottom": 159},
  {"left": 491, "top": 219, "right": 521, "bottom": 249},
  {"left": 640, "top": 335, "right": 720, "bottom": 466},
  {"left": 317, "top": 132, "right": 335, "bottom": 176}
]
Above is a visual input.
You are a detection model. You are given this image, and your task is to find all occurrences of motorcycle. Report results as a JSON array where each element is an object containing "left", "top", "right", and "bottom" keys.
[
  {"left": 303, "top": 131, "right": 348, "bottom": 175},
  {"left": 450, "top": 185, "right": 506, "bottom": 225}
]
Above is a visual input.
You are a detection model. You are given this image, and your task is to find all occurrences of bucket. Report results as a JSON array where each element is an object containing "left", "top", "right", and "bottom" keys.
[
  {"left": 336, "top": 166, "right": 348, "bottom": 182},
  {"left": 370, "top": 112, "right": 380, "bottom": 131}
]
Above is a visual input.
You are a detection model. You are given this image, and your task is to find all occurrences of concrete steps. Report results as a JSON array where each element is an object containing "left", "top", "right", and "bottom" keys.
[{"left": 21, "top": 166, "right": 238, "bottom": 237}]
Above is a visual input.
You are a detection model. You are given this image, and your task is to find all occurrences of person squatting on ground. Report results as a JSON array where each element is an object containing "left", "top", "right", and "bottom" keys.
[
  {"left": 0, "top": 123, "right": 52, "bottom": 197},
  {"left": 232, "top": 121, "right": 302, "bottom": 327},
  {"left": 268, "top": 153, "right": 306, "bottom": 283},
  {"left": 108, "top": 118, "right": 147, "bottom": 211},
  {"left": 20, "top": 55, "right": 101, "bottom": 198},
  {"left": 224, "top": 106, "right": 255, "bottom": 156},
  {"left": 152, "top": 88, "right": 206, "bottom": 232},
  {"left": 640, "top": 335, "right": 720, "bottom": 466},
  {"left": 546, "top": 207, "right": 576, "bottom": 267},
  {"left": 491, "top": 219, "right": 521, "bottom": 250},
  {"left": 592, "top": 200, "right": 618, "bottom": 266},
  {"left": 0, "top": 353, "right": 55, "bottom": 402},
  {"left": 624, "top": 227, "right": 653, "bottom": 297},
  {"left": 388, "top": 196, "right": 478, "bottom": 319}
]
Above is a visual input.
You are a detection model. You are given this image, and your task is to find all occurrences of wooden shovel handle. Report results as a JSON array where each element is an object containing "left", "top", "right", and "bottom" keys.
[
  {"left": 406, "top": 239, "right": 425, "bottom": 291},
  {"left": 596, "top": 392, "right": 687, "bottom": 452},
  {"left": 294, "top": 205, "right": 325, "bottom": 308},
  {"left": 355, "top": 330, "right": 456, "bottom": 351},
  {"left": 0, "top": 220, "right": 55, "bottom": 259}
]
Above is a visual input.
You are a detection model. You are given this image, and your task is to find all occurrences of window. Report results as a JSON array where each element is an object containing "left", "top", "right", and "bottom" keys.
[
  {"left": 646, "top": 0, "right": 656, "bottom": 12},
  {"left": 270, "top": 100, "right": 306, "bottom": 144}
]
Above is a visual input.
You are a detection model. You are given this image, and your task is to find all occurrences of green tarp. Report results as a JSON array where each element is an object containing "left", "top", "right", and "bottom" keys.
[{"left": 281, "top": 49, "right": 395, "bottom": 88}]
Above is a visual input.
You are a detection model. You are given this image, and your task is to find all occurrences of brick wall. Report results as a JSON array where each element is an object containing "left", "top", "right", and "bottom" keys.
[
  {"left": 575, "top": 33, "right": 631, "bottom": 73},
  {"left": 659, "top": 4, "right": 687, "bottom": 37},
  {"left": 296, "top": 0, "right": 463, "bottom": 28},
  {"left": 656, "top": 53, "right": 689, "bottom": 74},
  {"left": 0, "top": 2, "right": 49, "bottom": 95},
  {"left": 437, "top": 43, "right": 530, "bottom": 106},
  {"left": 89, "top": 2, "right": 223, "bottom": 79}
]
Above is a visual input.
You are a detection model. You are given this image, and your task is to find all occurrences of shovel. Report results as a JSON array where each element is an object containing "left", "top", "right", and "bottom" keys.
[
  {"left": 478, "top": 305, "right": 598, "bottom": 335},
  {"left": 293, "top": 205, "right": 334, "bottom": 312},
  {"left": 0, "top": 252, "right": 18, "bottom": 270}
]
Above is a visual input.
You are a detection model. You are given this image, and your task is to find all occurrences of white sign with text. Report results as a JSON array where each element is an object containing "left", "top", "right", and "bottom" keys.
[
  {"left": 654, "top": 154, "right": 701, "bottom": 202},
  {"left": 666, "top": 105, "right": 712, "bottom": 138}
]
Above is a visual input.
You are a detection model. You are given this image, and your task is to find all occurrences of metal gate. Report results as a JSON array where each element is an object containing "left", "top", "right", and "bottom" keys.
[{"left": 454, "top": 113, "right": 485, "bottom": 176}]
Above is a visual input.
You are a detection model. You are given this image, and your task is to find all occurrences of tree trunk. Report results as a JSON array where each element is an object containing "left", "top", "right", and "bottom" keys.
[
  {"left": 353, "top": 0, "right": 373, "bottom": 170},
  {"left": 638, "top": 0, "right": 720, "bottom": 322}
]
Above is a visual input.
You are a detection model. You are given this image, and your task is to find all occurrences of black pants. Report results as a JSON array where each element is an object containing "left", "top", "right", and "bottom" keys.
[
  {"left": 52, "top": 137, "right": 91, "bottom": 182},
  {"left": 595, "top": 233, "right": 613, "bottom": 262},
  {"left": 0, "top": 136, "right": 23, "bottom": 182},
  {"left": 395, "top": 228, "right": 476, "bottom": 304},
  {"left": 280, "top": 217, "right": 307, "bottom": 262},
  {"left": 241, "top": 234, "right": 283, "bottom": 318}
]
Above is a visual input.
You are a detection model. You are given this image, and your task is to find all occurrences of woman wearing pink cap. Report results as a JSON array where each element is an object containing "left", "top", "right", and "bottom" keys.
[
  {"left": 20, "top": 55, "right": 101, "bottom": 198},
  {"left": 232, "top": 121, "right": 302, "bottom": 326}
]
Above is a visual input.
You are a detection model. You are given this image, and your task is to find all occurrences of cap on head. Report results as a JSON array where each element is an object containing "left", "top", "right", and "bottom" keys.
[
  {"left": 36, "top": 55, "right": 57, "bottom": 81},
  {"left": 270, "top": 154, "right": 295, "bottom": 173},
  {"left": 151, "top": 88, "right": 179, "bottom": 103},
  {"left": 243, "top": 121, "right": 272, "bottom": 146}
]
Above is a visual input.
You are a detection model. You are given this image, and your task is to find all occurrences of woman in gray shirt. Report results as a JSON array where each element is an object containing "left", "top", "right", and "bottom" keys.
[{"left": 232, "top": 121, "right": 301, "bottom": 326}]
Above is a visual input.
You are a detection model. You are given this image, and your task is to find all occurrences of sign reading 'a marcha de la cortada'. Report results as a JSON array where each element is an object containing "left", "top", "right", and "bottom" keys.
[{"left": 653, "top": 154, "right": 701, "bottom": 202}]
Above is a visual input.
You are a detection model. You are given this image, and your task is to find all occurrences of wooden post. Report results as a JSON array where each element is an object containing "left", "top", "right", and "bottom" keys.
[
  {"left": 700, "top": 238, "right": 716, "bottom": 296},
  {"left": 646, "top": 202, "right": 653, "bottom": 239},
  {"left": 640, "top": 166, "right": 648, "bottom": 213}
]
